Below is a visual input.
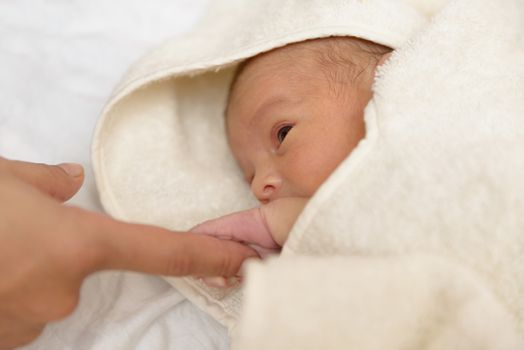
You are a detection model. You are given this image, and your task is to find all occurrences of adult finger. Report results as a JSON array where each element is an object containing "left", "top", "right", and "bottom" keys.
[
  {"left": 78, "top": 211, "right": 259, "bottom": 278},
  {"left": 0, "top": 318, "right": 44, "bottom": 350},
  {"left": 0, "top": 157, "right": 84, "bottom": 202}
]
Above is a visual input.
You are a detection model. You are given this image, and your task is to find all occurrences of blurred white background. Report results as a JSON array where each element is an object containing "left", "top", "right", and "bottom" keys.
[{"left": 0, "top": 0, "right": 205, "bottom": 210}]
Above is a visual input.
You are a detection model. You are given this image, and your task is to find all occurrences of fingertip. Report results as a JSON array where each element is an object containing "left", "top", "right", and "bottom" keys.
[
  {"left": 201, "top": 276, "right": 229, "bottom": 288},
  {"left": 47, "top": 163, "right": 84, "bottom": 201},
  {"left": 57, "top": 163, "right": 85, "bottom": 179},
  {"left": 201, "top": 276, "right": 242, "bottom": 288},
  {"left": 5, "top": 160, "right": 86, "bottom": 201}
]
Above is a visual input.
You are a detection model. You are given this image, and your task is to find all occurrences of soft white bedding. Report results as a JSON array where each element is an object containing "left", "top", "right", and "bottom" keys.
[{"left": 0, "top": 1, "right": 229, "bottom": 349}]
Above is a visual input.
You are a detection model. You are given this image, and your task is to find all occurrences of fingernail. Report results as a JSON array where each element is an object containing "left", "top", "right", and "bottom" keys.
[
  {"left": 58, "top": 163, "right": 84, "bottom": 178},
  {"left": 202, "top": 277, "right": 228, "bottom": 288}
]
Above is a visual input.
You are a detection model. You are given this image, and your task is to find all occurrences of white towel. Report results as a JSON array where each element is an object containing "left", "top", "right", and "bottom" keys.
[
  {"left": 92, "top": 0, "right": 425, "bottom": 329},
  {"left": 92, "top": 0, "right": 524, "bottom": 347},
  {"left": 235, "top": 0, "right": 524, "bottom": 347}
]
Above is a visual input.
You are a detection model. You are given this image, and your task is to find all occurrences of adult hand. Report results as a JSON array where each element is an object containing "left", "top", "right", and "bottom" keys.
[
  {"left": 191, "top": 208, "right": 281, "bottom": 288},
  {"left": 191, "top": 208, "right": 281, "bottom": 258},
  {"left": 0, "top": 157, "right": 258, "bottom": 350}
]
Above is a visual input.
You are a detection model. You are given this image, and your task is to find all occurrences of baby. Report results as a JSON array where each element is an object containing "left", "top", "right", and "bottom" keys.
[{"left": 192, "top": 36, "right": 391, "bottom": 285}]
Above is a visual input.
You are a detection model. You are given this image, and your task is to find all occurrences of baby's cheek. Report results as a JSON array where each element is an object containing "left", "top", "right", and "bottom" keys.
[
  {"left": 287, "top": 152, "right": 331, "bottom": 196},
  {"left": 292, "top": 144, "right": 352, "bottom": 195}
]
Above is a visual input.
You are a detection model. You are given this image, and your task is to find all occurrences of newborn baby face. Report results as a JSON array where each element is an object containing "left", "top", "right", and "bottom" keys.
[{"left": 226, "top": 37, "right": 390, "bottom": 203}]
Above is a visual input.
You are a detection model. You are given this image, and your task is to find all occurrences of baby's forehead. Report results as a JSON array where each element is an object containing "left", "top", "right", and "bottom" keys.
[
  {"left": 231, "top": 37, "right": 381, "bottom": 91},
  {"left": 228, "top": 42, "right": 330, "bottom": 99},
  {"left": 226, "top": 37, "right": 387, "bottom": 125}
]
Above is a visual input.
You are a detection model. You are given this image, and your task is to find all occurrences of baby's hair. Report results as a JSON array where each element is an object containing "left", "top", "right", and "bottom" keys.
[
  {"left": 225, "top": 36, "right": 392, "bottom": 115},
  {"left": 308, "top": 36, "right": 392, "bottom": 95}
]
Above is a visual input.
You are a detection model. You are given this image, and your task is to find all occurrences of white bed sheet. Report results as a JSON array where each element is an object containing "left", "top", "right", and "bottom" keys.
[{"left": 0, "top": 1, "right": 229, "bottom": 349}]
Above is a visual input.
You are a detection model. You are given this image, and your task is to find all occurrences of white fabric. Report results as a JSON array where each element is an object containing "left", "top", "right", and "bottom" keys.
[
  {"left": 0, "top": 1, "right": 230, "bottom": 349},
  {"left": 91, "top": 0, "right": 524, "bottom": 347},
  {"left": 235, "top": 0, "right": 524, "bottom": 347},
  {"left": 236, "top": 256, "right": 523, "bottom": 350}
]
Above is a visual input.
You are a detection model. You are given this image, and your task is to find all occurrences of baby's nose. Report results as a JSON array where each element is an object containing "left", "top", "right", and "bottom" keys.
[{"left": 251, "top": 174, "right": 282, "bottom": 203}]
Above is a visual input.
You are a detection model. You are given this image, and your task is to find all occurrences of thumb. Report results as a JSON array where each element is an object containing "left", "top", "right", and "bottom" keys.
[
  {"left": 0, "top": 157, "right": 84, "bottom": 202},
  {"left": 82, "top": 211, "right": 259, "bottom": 277}
]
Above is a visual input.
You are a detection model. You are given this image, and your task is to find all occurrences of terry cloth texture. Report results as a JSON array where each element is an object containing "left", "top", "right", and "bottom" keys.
[{"left": 92, "top": 0, "right": 524, "bottom": 347}]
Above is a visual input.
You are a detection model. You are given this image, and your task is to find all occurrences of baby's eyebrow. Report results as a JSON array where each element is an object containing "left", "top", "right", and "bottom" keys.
[{"left": 249, "top": 96, "right": 291, "bottom": 127}]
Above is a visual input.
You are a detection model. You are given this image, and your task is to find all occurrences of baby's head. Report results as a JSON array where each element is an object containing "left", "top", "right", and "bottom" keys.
[{"left": 226, "top": 36, "right": 391, "bottom": 203}]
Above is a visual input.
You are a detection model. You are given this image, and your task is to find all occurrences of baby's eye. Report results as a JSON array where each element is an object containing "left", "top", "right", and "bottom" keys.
[{"left": 277, "top": 125, "right": 293, "bottom": 144}]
